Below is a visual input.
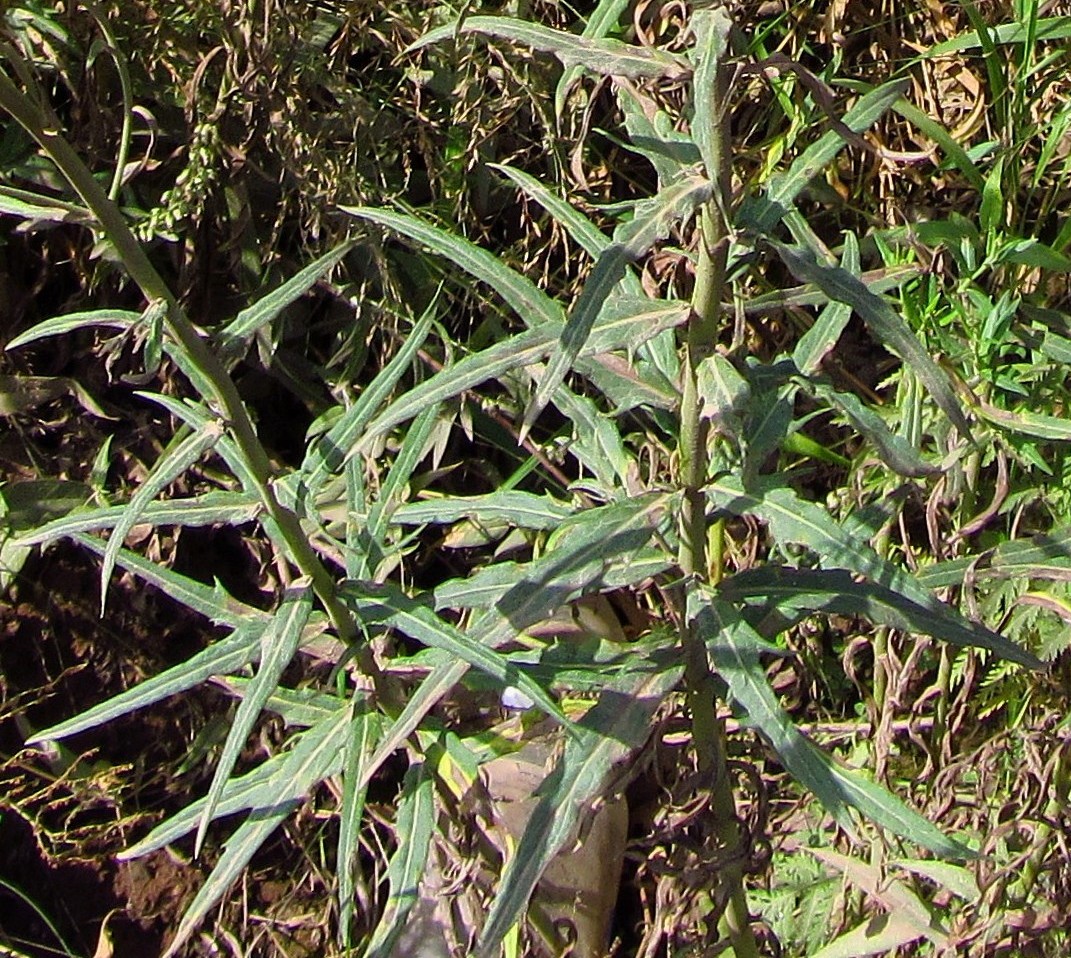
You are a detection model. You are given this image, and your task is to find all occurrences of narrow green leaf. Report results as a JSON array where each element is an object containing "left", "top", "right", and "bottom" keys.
[
  {"left": 297, "top": 307, "right": 435, "bottom": 494},
  {"left": 6, "top": 308, "right": 138, "bottom": 350},
  {"left": 73, "top": 532, "right": 266, "bottom": 627},
  {"left": 355, "top": 404, "right": 441, "bottom": 579},
  {"left": 793, "top": 231, "right": 859, "bottom": 374},
  {"left": 690, "top": 7, "right": 733, "bottom": 181},
  {"left": 218, "top": 240, "right": 355, "bottom": 359},
  {"left": 342, "top": 206, "right": 562, "bottom": 327},
  {"left": 491, "top": 163, "right": 637, "bottom": 280},
  {"left": 409, "top": 16, "right": 691, "bottom": 81},
  {"left": 194, "top": 579, "right": 314, "bottom": 857},
  {"left": 393, "top": 491, "right": 574, "bottom": 530},
  {"left": 364, "top": 763, "right": 435, "bottom": 958},
  {"left": 764, "top": 237, "right": 970, "bottom": 438},
  {"left": 740, "top": 79, "right": 909, "bottom": 237},
  {"left": 554, "top": 0, "right": 631, "bottom": 118},
  {"left": 157, "top": 705, "right": 351, "bottom": 958},
  {"left": 925, "top": 16, "right": 1071, "bottom": 55},
  {"left": 17, "top": 490, "right": 261, "bottom": 547},
  {"left": 100, "top": 420, "right": 224, "bottom": 614},
  {"left": 348, "top": 494, "right": 675, "bottom": 792},
  {"left": 433, "top": 548, "right": 671, "bottom": 611},
  {"left": 523, "top": 174, "right": 710, "bottom": 434},
  {"left": 27, "top": 625, "right": 262, "bottom": 744},
  {"left": 338, "top": 694, "right": 379, "bottom": 947},
  {"left": 810, "top": 915, "right": 927, "bottom": 958},
  {"left": 891, "top": 99, "right": 985, "bottom": 193},
  {"left": 476, "top": 663, "right": 682, "bottom": 956},
  {"left": 693, "top": 592, "right": 973, "bottom": 858},
  {"left": 804, "top": 379, "right": 937, "bottom": 477},
  {"left": 707, "top": 476, "right": 1041, "bottom": 668},
  {"left": 719, "top": 566, "right": 1008, "bottom": 655},
  {"left": 347, "top": 581, "right": 567, "bottom": 726},
  {"left": 0, "top": 183, "right": 93, "bottom": 226},
  {"left": 362, "top": 302, "right": 686, "bottom": 449},
  {"left": 978, "top": 401, "right": 1071, "bottom": 441},
  {"left": 697, "top": 353, "right": 750, "bottom": 430}
]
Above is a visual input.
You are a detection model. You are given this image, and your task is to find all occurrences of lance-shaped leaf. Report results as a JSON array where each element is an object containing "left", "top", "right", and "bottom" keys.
[
  {"left": 706, "top": 476, "right": 1041, "bottom": 668},
  {"left": 361, "top": 299, "right": 687, "bottom": 449},
  {"left": 793, "top": 231, "right": 860, "bottom": 375},
  {"left": 27, "top": 623, "right": 262, "bottom": 745},
  {"left": 692, "top": 590, "right": 973, "bottom": 859},
  {"left": 802, "top": 378, "right": 936, "bottom": 478},
  {"left": 690, "top": 7, "right": 733, "bottom": 181},
  {"left": 217, "top": 240, "right": 355, "bottom": 360},
  {"left": 522, "top": 174, "right": 711, "bottom": 436},
  {"left": 917, "top": 527, "right": 1071, "bottom": 590},
  {"left": 5, "top": 308, "right": 139, "bottom": 349},
  {"left": 763, "top": 237, "right": 970, "bottom": 439},
  {"left": 554, "top": 0, "right": 632, "bottom": 117},
  {"left": 346, "top": 581, "right": 567, "bottom": 726},
  {"left": 738, "top": 79, "right": 909, "bottom": 238},
  {"left": 194, "top": 579, "right": 314, "bottom": 857},
  {"left": 0, "top": 183, "right": 93, "bottom": 226},
  {"left": 409, "top": 16, "right": 691, "bottom": 81},
  {"left": 490, "top": 163, "right": 642, "bottom": 298},
  {"left": 100, "top": 418, "right": 224, "bottom": 614},
  {"left": 342, "top": 206, "right": 562, "bottom": 328},
  {"left": 719, "top": 565, "right": 1007, "bottom": 653},
  {"left": 296, "top": 306, "right": 435, "bottom": 496},
  {"left": 393, "top": 490, "right": 575, "bottom": 530},
  {"left": 352, "top": 403, "right": 441, "bottom": 580},
  {"left": 152, "top": 703, "right": 352, "bottom": 958},
  {"left": 338, "top": 694, "right": 380, "bottom": 947},
  {"left": 476, "top": 662, "right": 683, "bottom": 956},
  {"left": 17, "top": 490, "right": 262, "bottom": 547},
  {"left": 72, "top": 532, "right": 266, "bottom": 628},
  {"left": 363, "top": 762, "right": 435, "bottom": 958},
  {"left": 344, "top": 493, "right": 675, "bottom": 793}
]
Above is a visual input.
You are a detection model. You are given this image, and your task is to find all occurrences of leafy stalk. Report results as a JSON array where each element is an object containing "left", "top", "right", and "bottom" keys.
[
  {"left": 677, "top": 10, "right": 760, "bottom": 955},
  {"left": 0, "top": 71, "right": 362, "bottom": 654}
]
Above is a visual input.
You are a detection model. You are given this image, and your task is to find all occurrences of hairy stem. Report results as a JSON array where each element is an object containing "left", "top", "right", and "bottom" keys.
[{"left": 676, "top": 47, "right": 759, "bottom": 958}]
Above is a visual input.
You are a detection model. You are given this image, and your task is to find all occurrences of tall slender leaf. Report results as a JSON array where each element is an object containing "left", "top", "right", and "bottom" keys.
[{"left": 194, "top": 579, "right": 314, "bottom": 856}]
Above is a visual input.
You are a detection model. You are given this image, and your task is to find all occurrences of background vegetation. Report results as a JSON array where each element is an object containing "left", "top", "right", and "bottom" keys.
[{"left": 1, "top": 0, "right": 1070, "bottom": 956}]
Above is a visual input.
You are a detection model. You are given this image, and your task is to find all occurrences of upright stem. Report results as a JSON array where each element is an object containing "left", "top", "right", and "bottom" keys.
[
  {"left": 0, "top": 72, "right": 366, "bottom": 659},
  {"left": 676, "top": 50, "right": 760, "bottom": 958}
]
